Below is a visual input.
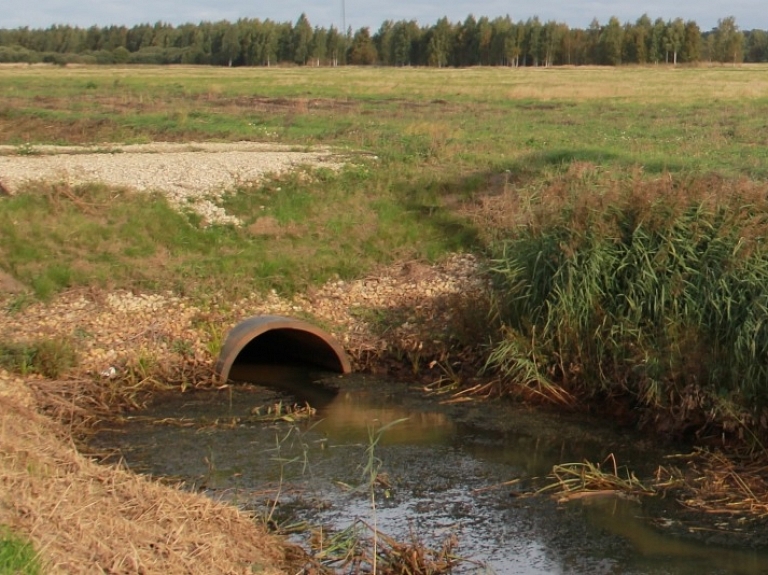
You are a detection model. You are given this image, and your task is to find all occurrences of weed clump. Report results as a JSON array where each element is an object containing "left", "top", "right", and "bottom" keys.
[
  {"left": 486, "top": 172, "right": 768, "bottom": 445},
  {"left": 0, "top": 337, "right": 77, "bottom": 379}
]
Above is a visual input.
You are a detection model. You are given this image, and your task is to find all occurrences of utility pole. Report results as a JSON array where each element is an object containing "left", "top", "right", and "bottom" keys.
[{"left": 341, "top": 0, "right": 347, "bottom": 65}]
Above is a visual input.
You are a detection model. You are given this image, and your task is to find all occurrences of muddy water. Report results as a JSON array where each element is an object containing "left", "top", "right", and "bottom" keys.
[{"left": 91, "top": 366, "right": 768, "bottom": 574}]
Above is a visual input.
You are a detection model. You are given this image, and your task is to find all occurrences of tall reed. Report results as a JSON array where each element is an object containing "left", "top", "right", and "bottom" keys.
[{"left": 486, "top": 172, "right": 768, "bottom": 443}]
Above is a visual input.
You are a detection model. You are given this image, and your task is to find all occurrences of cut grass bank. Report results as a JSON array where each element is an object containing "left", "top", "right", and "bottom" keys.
[
  {"left": 0, "top": 167, "right": 476, "bottom": 301},
  {"left": 0, "top": 385, "right": 287, "bottom": 574}
]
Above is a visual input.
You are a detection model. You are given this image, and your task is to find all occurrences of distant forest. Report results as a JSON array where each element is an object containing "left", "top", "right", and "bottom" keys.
[{"left": 0, "top": 13, "right": 765, "bottom": 67}]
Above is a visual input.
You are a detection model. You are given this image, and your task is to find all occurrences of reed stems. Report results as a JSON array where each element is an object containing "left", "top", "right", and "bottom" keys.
[{"left": 487, "top": 173, "right": 768, "bottom": 444}]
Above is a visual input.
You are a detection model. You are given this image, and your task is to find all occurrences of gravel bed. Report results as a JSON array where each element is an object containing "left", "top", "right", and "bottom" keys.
[
  {"left": 0, "top": 141, "right": 346, "bottom": 225},
  {"left": 0, "top": 254, "right": 487, "bottom": 380}
]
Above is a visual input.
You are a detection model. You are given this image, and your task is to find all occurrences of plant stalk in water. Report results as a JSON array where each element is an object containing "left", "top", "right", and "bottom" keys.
[{"left": 362, "top": 418, "right": 408, "bottom": 574}]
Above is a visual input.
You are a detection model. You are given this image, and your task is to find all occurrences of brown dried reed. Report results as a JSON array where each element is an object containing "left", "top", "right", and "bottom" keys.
[{"left": 0, "top": 391, "right": 289, "bottom": 574}]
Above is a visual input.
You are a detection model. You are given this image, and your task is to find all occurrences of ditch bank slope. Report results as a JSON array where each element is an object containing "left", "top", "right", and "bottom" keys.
[
  {"left": 0, "top": 251, "right": 486, "bottom": 573},
  {"left": 0, "top": 142, "right": 489, "bottom": 573}
]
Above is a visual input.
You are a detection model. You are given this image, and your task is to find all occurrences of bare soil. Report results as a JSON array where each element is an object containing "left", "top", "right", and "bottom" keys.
[{"left": 0, "top": 270, "right": 25, "bottom": 293}]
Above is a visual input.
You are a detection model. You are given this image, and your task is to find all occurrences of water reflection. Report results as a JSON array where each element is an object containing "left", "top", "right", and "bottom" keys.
[
  {"left": 230, "top": 363, "right": 456, "bottom": 445},
  {"left": 577, "top": 497, "right": 768, "bottom": 575},
  {"left": 91, "top": 366, "right": 768, "bottom": 575}
]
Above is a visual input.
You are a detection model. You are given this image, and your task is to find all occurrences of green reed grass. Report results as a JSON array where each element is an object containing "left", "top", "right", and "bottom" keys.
[{"left": 486, "top": 172, "right": 768, "bottom": 440}]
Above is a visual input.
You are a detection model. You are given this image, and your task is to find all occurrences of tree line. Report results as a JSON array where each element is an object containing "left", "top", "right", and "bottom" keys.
[{"left": 1, "top": 13, "right": 766, "bottom": 67}]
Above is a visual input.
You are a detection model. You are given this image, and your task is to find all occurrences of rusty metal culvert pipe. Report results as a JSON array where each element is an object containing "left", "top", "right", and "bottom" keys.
[{"left": 214, "top": 315, "right": 352, "bottom": 382}]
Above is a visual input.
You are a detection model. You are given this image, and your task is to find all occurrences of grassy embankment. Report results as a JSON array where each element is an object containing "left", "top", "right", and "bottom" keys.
[{"left": 3, "top": 64, "right": 768, "bottom": 443}]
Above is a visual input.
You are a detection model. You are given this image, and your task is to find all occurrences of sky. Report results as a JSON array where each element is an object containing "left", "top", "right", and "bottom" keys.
[{"left": 3, "top": 0, "right": 766, "bottom": 34}]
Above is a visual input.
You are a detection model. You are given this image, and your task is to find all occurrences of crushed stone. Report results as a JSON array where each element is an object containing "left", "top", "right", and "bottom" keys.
[
  {"left": 0, "top": 141, "right": 346, "bottom": 226},
  {"left": 0, "top": 254, "right": 488, "bottom": 379}
]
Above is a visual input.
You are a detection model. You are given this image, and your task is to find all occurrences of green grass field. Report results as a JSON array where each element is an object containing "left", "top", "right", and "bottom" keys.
[
  {"left": 3, "top": 63, "right": 768, "bottom": 442},
  {"left": 3, "top": 64, "right": 768, "bottom": 175},
  {"left": 3, "top": 64, "right": 768, "bottom": 300}
]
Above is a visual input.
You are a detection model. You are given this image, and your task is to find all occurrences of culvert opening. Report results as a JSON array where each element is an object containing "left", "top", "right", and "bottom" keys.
[{"left": 214, "top": 316, "right": 352, "bottom": 383}]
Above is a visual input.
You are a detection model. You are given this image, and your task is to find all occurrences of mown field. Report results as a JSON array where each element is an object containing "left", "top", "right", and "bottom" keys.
[{"left": 3, "top": 63, "right": 768, "bottom": 444}]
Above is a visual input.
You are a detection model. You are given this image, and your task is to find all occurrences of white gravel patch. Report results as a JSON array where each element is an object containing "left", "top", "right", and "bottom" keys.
[{"left": 0, "top": 142, "right": 345, "bottom": 226}]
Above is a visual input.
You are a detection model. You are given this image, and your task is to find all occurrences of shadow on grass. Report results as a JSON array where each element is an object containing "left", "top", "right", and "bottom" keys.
[
  {"left": 521, "top": 147, "right": 687, "bottom": 175},
  {"left": 388, "top": 179, "right": 485, "bottom": 256},
  {"left": 382, "top": 144, "right": 696, "bottom": 268}
]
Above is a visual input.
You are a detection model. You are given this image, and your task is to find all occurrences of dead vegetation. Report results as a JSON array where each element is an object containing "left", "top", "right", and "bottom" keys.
[
  {"left": 518, "top": 450, "right": 768, "bottom": 532},
  {"left": 0, "top": 390, "right": 288, "bottom": 574},
  {"left": 536, "top": 454, "right": 656, "bottom": 504},
  {"left": 665, "top": 449, "right": 768, "bottom": 520},
  {"left": 296, "top": 520, "right": 462, "bottom": 575}
]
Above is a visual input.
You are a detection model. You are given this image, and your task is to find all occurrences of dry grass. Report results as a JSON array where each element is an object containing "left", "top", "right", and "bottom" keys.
[
  {"left": 535, "top": 454, "right": 655, "bottom": 503},
  {"left": 664, "top": 449, "right": 768, "bottom": 519},
  {"left": 0, "top": 391, "right": 289, "bottom": 574},
  {"left": 370, "top": 527, "right": 460, "bottom": 575},
  {"left": 525, "top": 450, "right": 768, "bottom": 526}
]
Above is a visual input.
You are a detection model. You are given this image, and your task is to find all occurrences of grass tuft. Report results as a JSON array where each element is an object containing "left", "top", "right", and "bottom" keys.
[
  {"left": 0, "top": 526, "right": 41, "bottom": 575},
  {"left": 0, "top": 337, "right": 77, "bottom": 378}
]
